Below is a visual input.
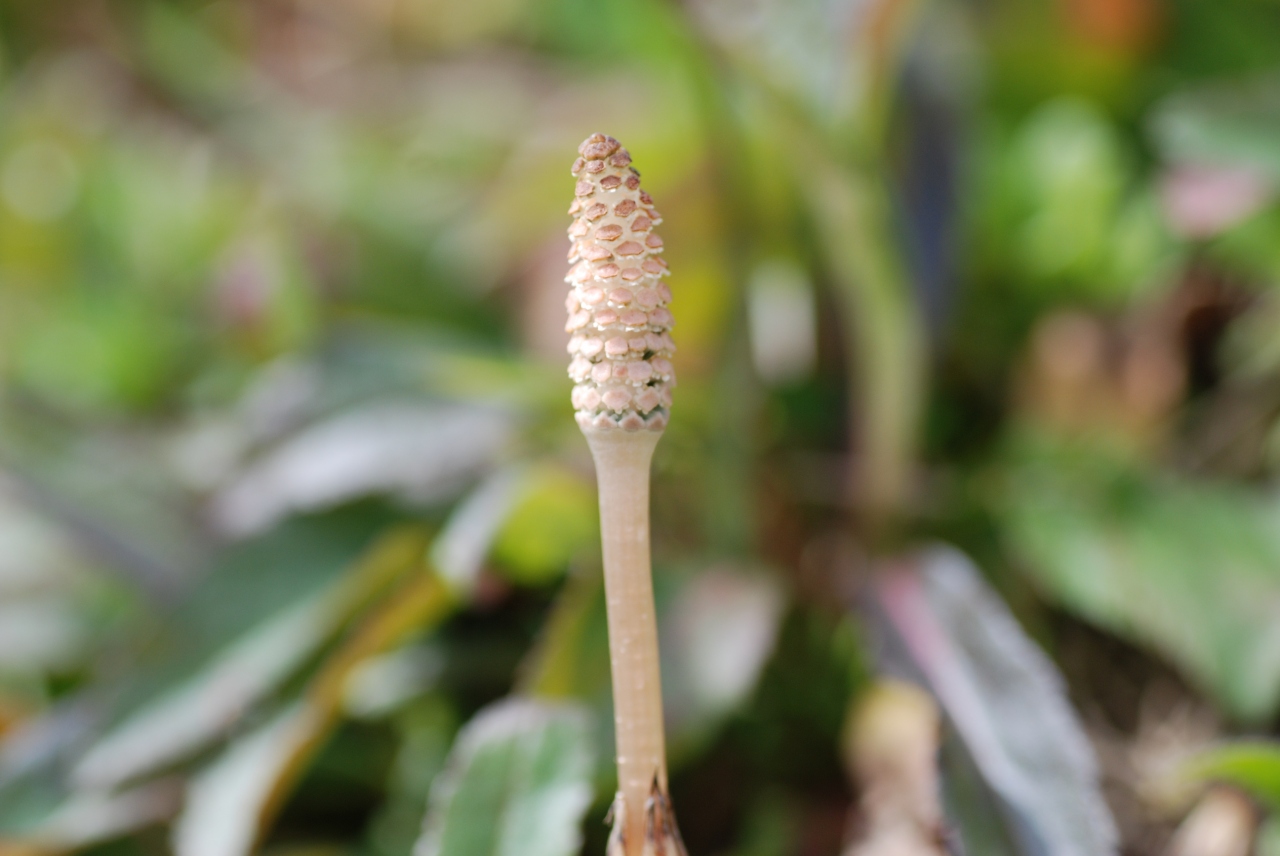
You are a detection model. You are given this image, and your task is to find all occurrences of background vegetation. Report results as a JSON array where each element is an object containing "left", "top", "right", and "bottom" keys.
[{"left": 2, "top": 0, "right": 1280, "bottom": 854}]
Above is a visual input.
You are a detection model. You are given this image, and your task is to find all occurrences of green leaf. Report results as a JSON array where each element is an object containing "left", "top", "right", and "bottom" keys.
[
  {"left": 172, "top": 702, "right": 324, "bottom": 856},
  {"left": 24, "top": 779, "right": 180, "bottom": 850},
  {"left": 1151, "top": 76, "right": 1280, "bottom": 179},
  {"left": 1179, "top": 742, "right": 1280, "bottom": 813},
  {"left": 210, "top": 403, "right": 514, "bottom": 537},
  {"left": 864, "top": 548, "right": 1118, "bottom": 856},
  {"left": 72, "top": 527, "right": 427, "bottom": 790},
  {"left": 517, "top": 570, "right": 610, "bottom": 702},
  {"left": 366, "top": 697, "right": 459, "bottom": 856},
  {"left": 661, "top": 567, "right": 785, "bottom": 739},
  {"left": 491, "top": 465, "right": 597, "bottom": 587},
  {"left": 172, "top": 556, "right": 456, "bottom": 856},
  {"left": 1259, "top": 815, "right": 1280, "bottom": 856},
  {"left": 140, "top": 3, "right": 248, "bottom": 112},
  {"left": 415, "top": 698, "right": 595, "bottom": 856},
  {"left": 73, "top": 592, "right": 337, "bottom": 792},
  {"left": 982, "top": 98, "right": 1176, "bottom": 304},
  {"left": 431, "top": 465, "right": 535, "bottom": 597},
  {"left": 999, "top": 434, "right": 1280, "bottom": 721}
]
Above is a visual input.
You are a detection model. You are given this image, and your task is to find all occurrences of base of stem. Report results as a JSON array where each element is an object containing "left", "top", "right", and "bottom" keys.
[{"left": 606, "top": 779, "right": 689, "bottom": 856}]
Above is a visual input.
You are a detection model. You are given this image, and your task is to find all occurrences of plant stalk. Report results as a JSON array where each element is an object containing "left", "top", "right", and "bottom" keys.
[
  {"left": 584, "top": 426, "right": 668, "bottom": 855},
  {"left": 565, "top": 132, "right": 685, "bottom": 855}
]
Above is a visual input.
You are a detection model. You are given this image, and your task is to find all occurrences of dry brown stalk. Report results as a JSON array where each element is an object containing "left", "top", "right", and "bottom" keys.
[
  {"left": 1164, "top": 786, "right": 1256, "bottom": 856},
  {"left": 843, "top": 681, "right": 947, "bottom": 856}
]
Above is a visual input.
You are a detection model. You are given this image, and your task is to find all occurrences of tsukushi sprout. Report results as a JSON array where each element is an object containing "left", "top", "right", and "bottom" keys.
[{"left": 565, "top": 133, "right": 687, "bottom": 856}]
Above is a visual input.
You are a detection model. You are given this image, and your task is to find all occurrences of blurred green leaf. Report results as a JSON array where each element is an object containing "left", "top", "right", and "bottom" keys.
[
  {"left": 1000, "top": 434, "right": 1280, "bottom": 721},
  {"left": 865, "top": 548, "right": 1118, "bottom": 856},
  {"left": 432, "top": 465, "right": 536, "bottom": 597},
  {"left": 1209, "top": 206, "right": 1280, "bottom": 283},
  {"left": 518, "top": 570, "right": 610, "bottom": 703},
  {"left": 491, "top": 465, "right": 597, "bottom": 587},
  {"left": 139, "top": 3, "right": 249, "bottom": 112},
  {"left": 82, "top": 136, "right": 249, "bottom": 294},
  {"left": 937, "top": 734, "right": 1021, "bottom": 856},
  {"left": 12, "top": 295, "right": 188, "bottom": 411},
  {"left": 661, "top": 567, "right": 784, "bottom": 740},
  {"left": 72, "top": 527, "right": 428, "bottom": 791},
  {"left": 172, "top": 702, "right": 324, "bottom": 856},
  {"left": 686, "top": 0, "right": 895, "bottom": 133},
  {"left": 209, "top": 402, "right": 515, "bottom": 537},
  {"left": 0, "top": 485, "right": 120, "bottom": 682},
  {"left": 1259, "top": 815, "right": 1280, "bottom": 856},
  {"left": 25, "top": 778, "right": 180, "bottom": 851},
  {"left": 415, "top": 697, "right": 594, "bottom": 856},
  {"left": 173, "top": 549, "right": 455, "bottom": 856},
  {"left": 1152, "top": 76, "right": 1280, "bottom": 179},
  {"left": 342, "top": 645, "right": 445, "bottom": 720},
  {"left": 1178, "top": 742, "right": 1280, "bottom": 813},
  {"left": 980, "top": 98, "right": 1177, "bottom": 305},
  {"left": 0, "top": 405, "right": 208, "bottom": 593},
  {"left": 366, "top": 696, "right": 459, "bottom": 856}
]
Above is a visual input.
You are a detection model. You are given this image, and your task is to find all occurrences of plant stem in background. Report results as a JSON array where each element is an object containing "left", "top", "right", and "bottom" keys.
[
  {"left": 806, "top": 154, "right": 924, "bottom": 534},
  {"left": 725, "top": 0, "right": 927, "bottom": 537},
  {"left": 842, "top": 680, "right": 946, "bottom": 855},
  {"left": 565, "top": 133, "right": 686, "bottom": 856}
]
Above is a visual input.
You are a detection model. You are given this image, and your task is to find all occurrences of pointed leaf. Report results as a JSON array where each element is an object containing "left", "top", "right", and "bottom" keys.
[
  {"left": 662, "top": 567, "right": 785, "bottom": 733},
  {"left": 415, "top": 698, "right": 594, "bottom": 856},
  {"left": 172, "top": 703, "right": 323, "bottom": 856},
  {"left": 431, "top": 465, "right": 533, "bottom": 596},
  {"left": 517, "top": 571, "right": 610, "bottom": 701},
  {"left": 865, "top": 547, "right": 1118, "bottom": 856},
  {"left": 25, "top": 779, "right": 181, "bottom": 850},
  {"left": 72, "top": 528, "right": 426, "bottom": 790},
  {"left": 210, "top": 402, "right": 513, "bottom": 537},
  {"left": 999, "top": 439, "right": 1280, "bottom": 720},
  {"left": 172, "top": 562, "right": 455, "bottom": 856}
]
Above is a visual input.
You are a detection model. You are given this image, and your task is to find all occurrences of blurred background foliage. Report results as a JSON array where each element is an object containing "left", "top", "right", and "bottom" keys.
[{"left": 2, "top": 0, "right": 1280, "bottom": 854}]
